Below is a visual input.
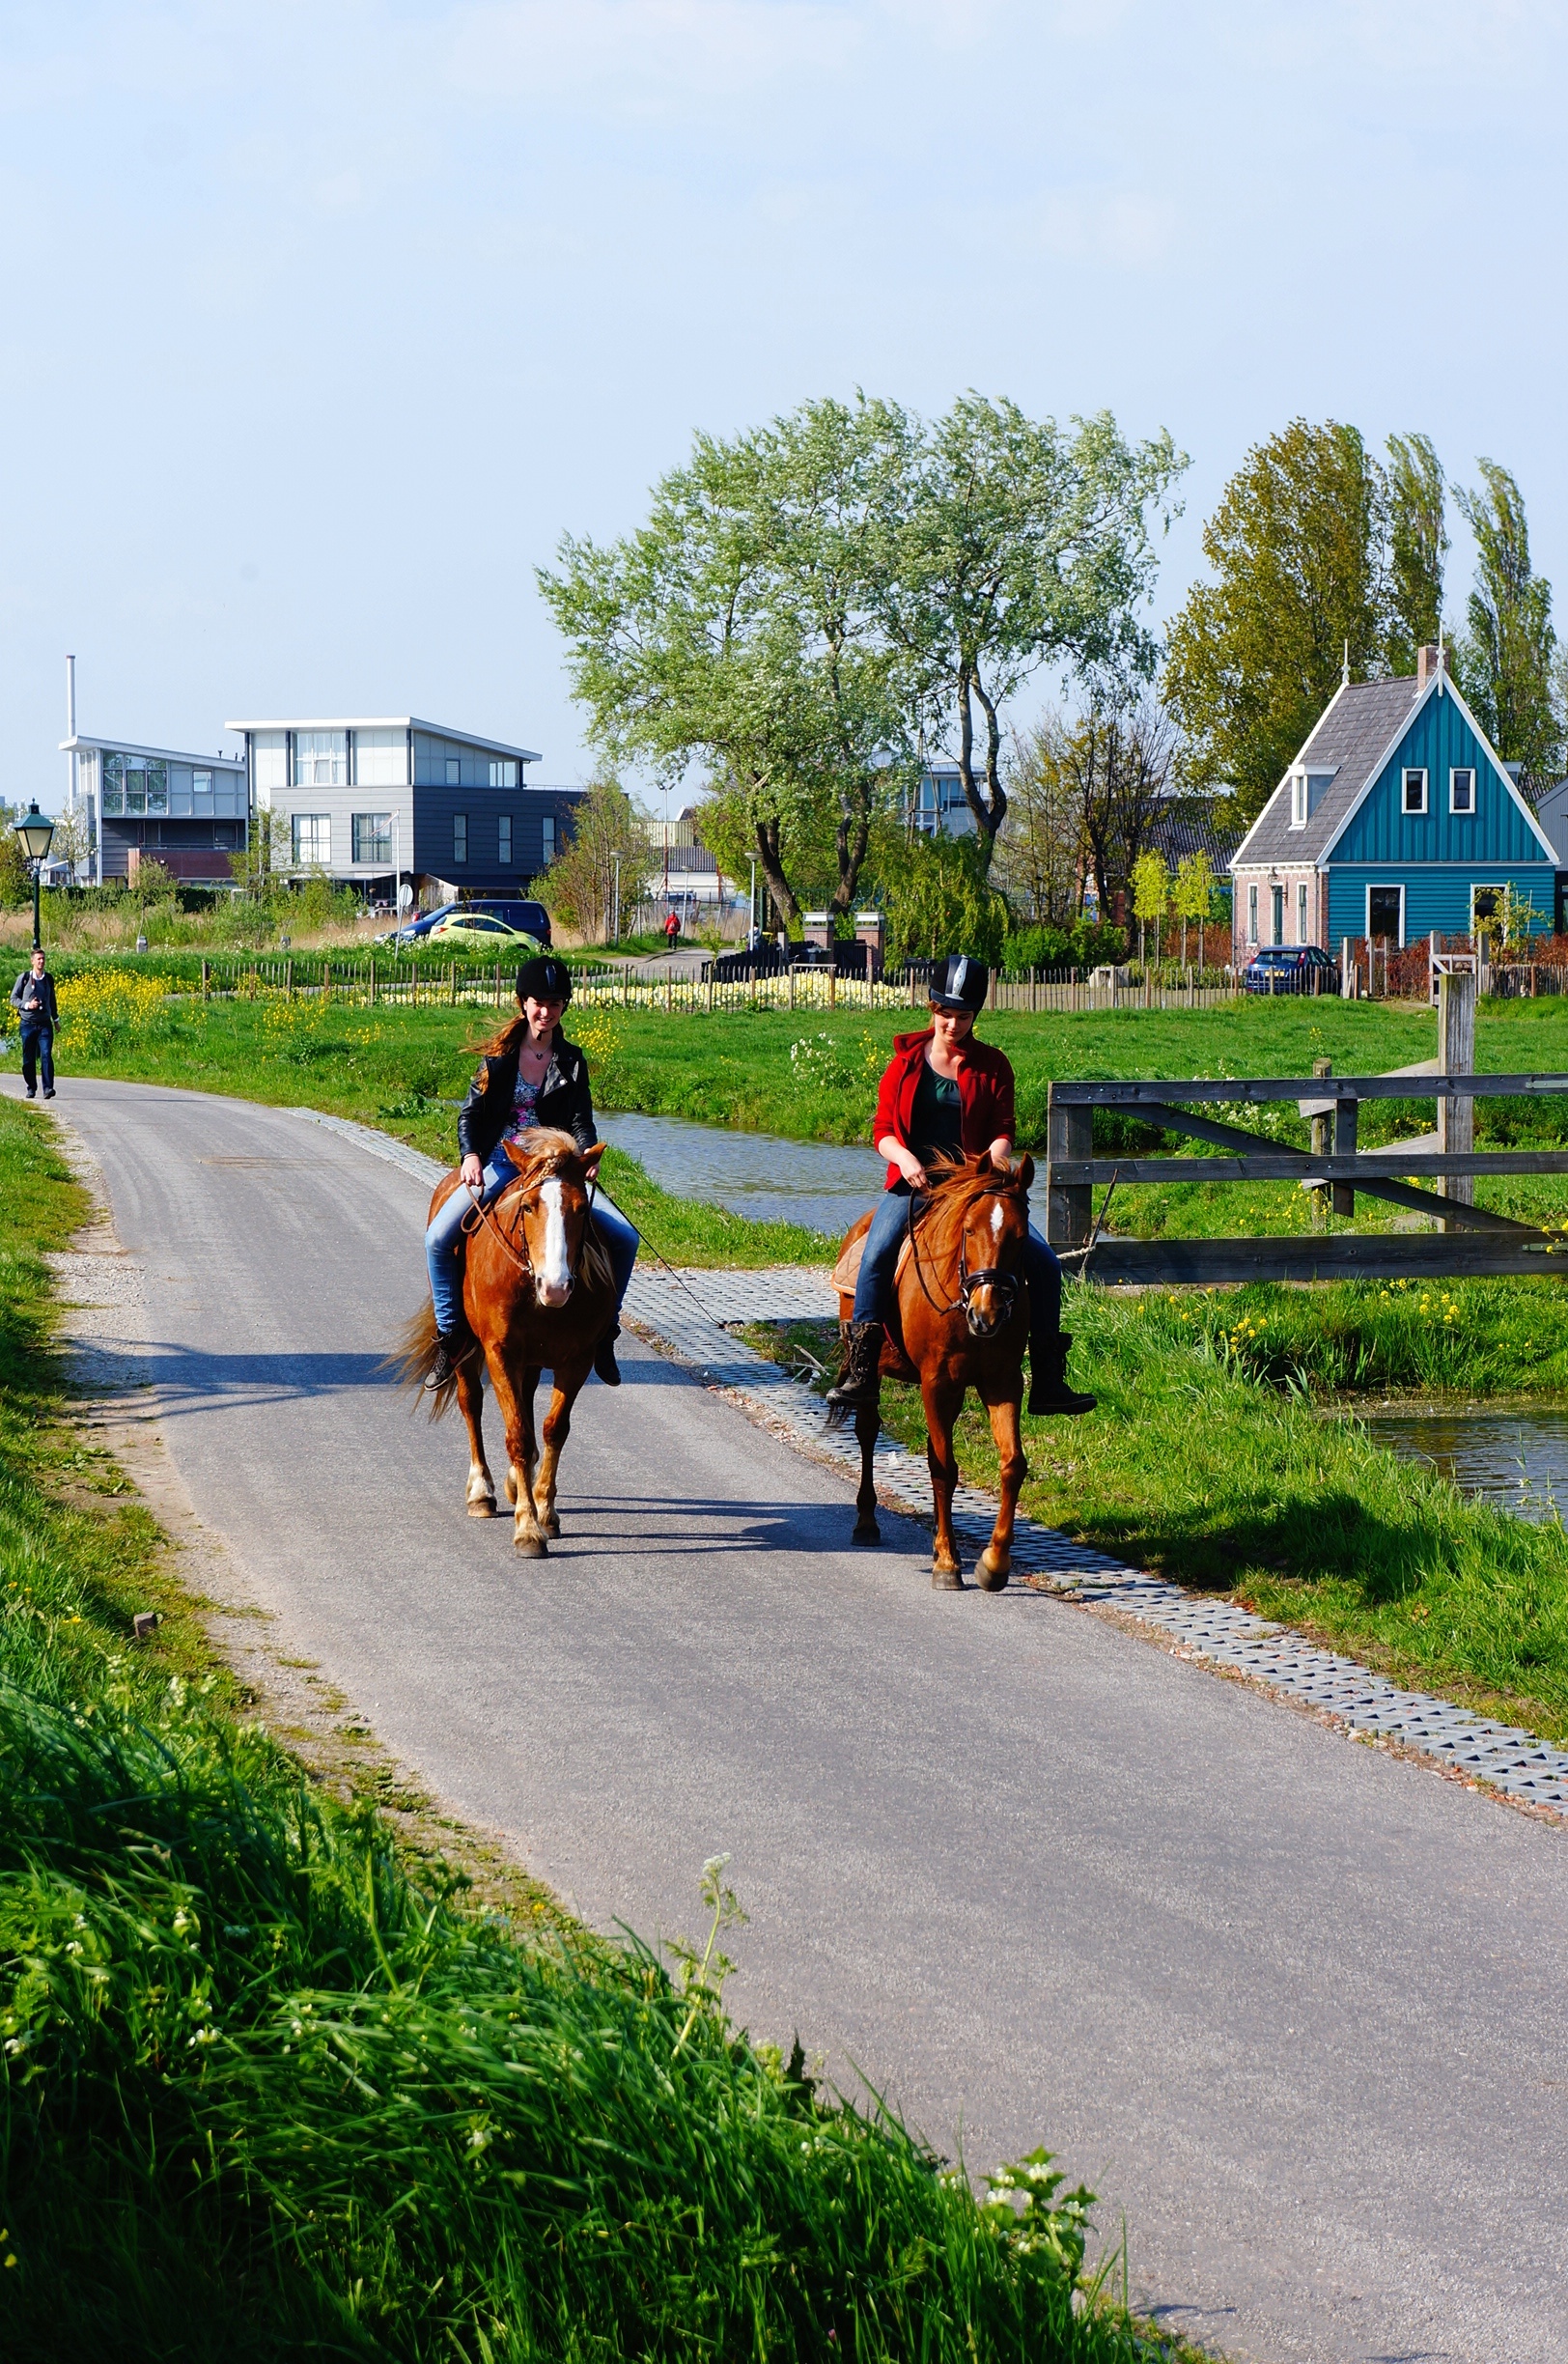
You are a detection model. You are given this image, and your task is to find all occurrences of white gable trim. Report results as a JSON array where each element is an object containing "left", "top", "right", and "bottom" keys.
[
  {"left": 1228, "top": 680, "right": 1351, "bottom": 870},
  {"left": 1317, "top": 671, "right": 1556, "bottom": 864}
]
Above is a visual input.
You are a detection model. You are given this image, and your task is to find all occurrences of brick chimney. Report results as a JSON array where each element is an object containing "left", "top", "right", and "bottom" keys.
[{"left": 1416, "top": 643, "right": 1443, "bottom": 689}]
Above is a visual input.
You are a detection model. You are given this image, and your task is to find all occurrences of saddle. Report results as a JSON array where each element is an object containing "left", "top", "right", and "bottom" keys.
[{"left": 831, "top": 1212, "right": 916, "bottom": 1379}]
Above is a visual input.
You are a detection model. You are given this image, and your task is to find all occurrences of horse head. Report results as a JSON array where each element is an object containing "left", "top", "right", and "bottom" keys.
[
  {"left": 506, "top": 1131, "right": 608, "bottom": 1308},
  {"left": 932, "top": 1153, "right": 1035, "bottom": 1337}
]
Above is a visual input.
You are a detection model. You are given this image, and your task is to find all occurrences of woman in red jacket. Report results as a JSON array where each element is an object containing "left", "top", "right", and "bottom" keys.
[{"left": 826, "top": 953, "right": 1095, "bottom": 1419}]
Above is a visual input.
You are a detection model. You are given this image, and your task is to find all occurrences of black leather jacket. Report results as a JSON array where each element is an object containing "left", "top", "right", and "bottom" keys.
[
  {"left": 10, "top": 970, "right": 59, "bottom": 1029},
  {"left": 456, "top": 1030, "right": 598, "bottom": 1166}
]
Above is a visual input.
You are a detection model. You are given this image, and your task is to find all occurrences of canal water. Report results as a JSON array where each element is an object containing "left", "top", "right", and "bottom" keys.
[
  {"left": 1361, "top": 1406, "right": 1568, "bottom": 1523},
  {"left": 597, "top": 1111, "right": 884, "bottom": 1242}
]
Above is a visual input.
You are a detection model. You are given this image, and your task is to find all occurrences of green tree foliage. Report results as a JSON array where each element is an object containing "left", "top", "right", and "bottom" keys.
[
  {"left": 540, "top": 778, "right": 657, "bottom": 943},
  {"left": 1385, "top": 431, "right": 1448, "bottom": 669},
  {"left": 992, "top": 725, "right": 1082, "bottom": 927},
  {"left": 1163, "top": 419, "right": 1389, "bottom": 820},
  {"left": 1129, "top": 848, "right": 1169, "bottom": 964},
  {"left": 1171, "top": 850, "right": 1216, "bottom": 964},
  {"left": 882, "top": 831, "right": 1008, "bottom": 968},
  {"left": 1455, "top": 460, "right": 1561, "bottom": 785}
]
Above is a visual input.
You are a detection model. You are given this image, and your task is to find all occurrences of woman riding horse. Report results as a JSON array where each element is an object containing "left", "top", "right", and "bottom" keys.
[
  {"left": 826, "top": 952, "right": 1096, "bottom": 1419},
  {"left": 424, "top": 952, "right": 640, "bottom": 1389}
]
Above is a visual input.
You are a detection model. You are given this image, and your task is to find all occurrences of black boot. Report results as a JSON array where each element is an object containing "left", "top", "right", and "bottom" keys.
[
  {"left": 826, "top": 1320, "right": 883, "bottom": 1410},
  {"left": 1027, "top": 1330, "right": 1096, "bottom": 1418},
  {"left": 426, "top": 1331, "right": 472, "bottom": 1390},
  {"left": 594, "top": 1325, "right": 622, "bottom": 1386}
]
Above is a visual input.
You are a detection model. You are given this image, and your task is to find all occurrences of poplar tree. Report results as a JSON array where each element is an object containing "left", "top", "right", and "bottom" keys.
[
  {"left": 1455, "top": 461, "right": 1561, "bottom": 786},
  {"left": 1386, "top": 431, "right": 1448, "bottom": 668}
]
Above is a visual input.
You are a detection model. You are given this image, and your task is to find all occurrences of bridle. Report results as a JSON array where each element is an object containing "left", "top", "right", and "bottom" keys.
[
  {"left": 461, "top": 1163, "right": 601, "bottom": 1298},
  {"left": 907, "top": 1183, "right": 1024, "bottom": 1335}
]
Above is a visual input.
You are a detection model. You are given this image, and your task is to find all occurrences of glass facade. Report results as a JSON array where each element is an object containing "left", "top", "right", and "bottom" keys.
[
  {"left": 352, "top": 812, "right": 393, "bottom": 863},
  {"left": 294, "top": 730, "right": 347, "bottom": 787},
  {"left": 489, "top": 758, "right": 517, "bottom": 788},
  {"left": 101, "top": 754, "right": 169, "bottom": 816}
]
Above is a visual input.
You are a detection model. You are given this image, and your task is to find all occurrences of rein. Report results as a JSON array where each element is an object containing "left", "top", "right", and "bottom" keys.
[
  {"left": 906, "top": 1180, "right": 1025, "bottom": 1333},
  {"left": 461, "top": 1162, "right": 602, "bottom": 1294}
]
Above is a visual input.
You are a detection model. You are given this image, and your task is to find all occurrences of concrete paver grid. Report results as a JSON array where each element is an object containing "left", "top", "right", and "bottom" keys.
[{"left": 15, "top": 1077, "right": 1568, "bottom": 2364}]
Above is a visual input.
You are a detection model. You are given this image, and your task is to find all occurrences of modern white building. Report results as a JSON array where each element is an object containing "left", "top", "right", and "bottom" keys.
[
  {"left": 61, "top": 730, "right": 249, "bottom": 886},
  {"left": 907, "top": 762, "right": 979, "bottom": 837},
  {"left": 222, "top": 715, "right": 576, "bottom": 900}
]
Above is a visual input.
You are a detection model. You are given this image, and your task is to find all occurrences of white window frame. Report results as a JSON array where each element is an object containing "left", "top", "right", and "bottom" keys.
[
  {"left": 1289, "top": 773, "right": 1307, "bottom": 829},
  {"left": 1365, "top": 883, "right": 1405, "bottom": 945},
  {"left": 292, "top": 813, "right": 331, "bottom": 867},
  {"left": 452, "top": 812, "right": 468, "bottom": 864},
  {"left": 1401, "top": 767, "right": 1428, "bottom": 816},
  {"left": 1246, "top": 882, "right": 1258, "bottom": 944},
  {"left": 1450, "top": 766, "right": 1475, "bottom": 815},
  {"left": 1470, "top": 883, "right": 1506, "bottom": 932},
  {"left": 1297, "top": 881, "right": 1309, "bottom": 943}
]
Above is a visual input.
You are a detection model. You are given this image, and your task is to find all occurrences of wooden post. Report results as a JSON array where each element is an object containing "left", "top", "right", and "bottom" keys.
[
  {"left": 1438, "top": 968, "right": 1476, "bottom": 1224},
  {"left": 789, "top": 963, "right": 797, "bottom": 1013},
  {"left": 201, "top": 958, "right": 210, "bottom": 1001},
  {"left": 448, "top": 962, "right": 457, "bottom": 1007},
  {"left": 827, "top": 961, "right": 836, "bottom": 1011},
  {"left": 284, "top": 957, "right": 294, "bottom": 1001},
  {"left": 1310, "top": 1056, "right": 1331, "bottom": 1232},
  {"left": 707, "top": 967, "right": 715, "bottom": 1014},
  {"left": 1044, "top": 1086, "right": 1094, "bottom": 1251},
  {"left": 1331, "top": 1090, "right": 1358, "bottom": 1219}
]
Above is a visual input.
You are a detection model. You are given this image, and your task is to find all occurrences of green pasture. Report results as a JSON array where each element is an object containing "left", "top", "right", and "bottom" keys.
[{"left": 0, "top": 1095, "right": 1198, "bottom": 2360}]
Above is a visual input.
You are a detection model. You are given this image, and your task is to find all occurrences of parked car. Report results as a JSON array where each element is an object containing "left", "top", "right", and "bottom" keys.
[
  {"left": 377, "top": 897, "right": 552, "bottom": 947},
  {"left": 425, "top": 914, "right": 544, "bottom": 954},
  {"left": 1243, "top": 945, "right": 1337, "bottom": 995}
]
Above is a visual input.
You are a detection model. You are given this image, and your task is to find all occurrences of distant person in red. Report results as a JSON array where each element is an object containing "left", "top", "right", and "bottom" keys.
[{"left": 664, "top": 909, "right": 680, "bottom": 949}]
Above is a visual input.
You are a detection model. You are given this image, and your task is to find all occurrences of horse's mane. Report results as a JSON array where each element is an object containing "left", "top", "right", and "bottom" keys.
[
  {"left": 916, "top": 1154, "right": 1029, "bottom": 1247},
  {"left": 495, "top": 1130, "right": 615, "bottom": 1288}
]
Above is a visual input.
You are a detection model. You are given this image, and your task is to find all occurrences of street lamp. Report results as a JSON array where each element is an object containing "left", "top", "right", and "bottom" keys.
[
  {"left": 610, "top": 849, "right": 621, "bottom": 947},
  {"left": 14, "top": 803, "right": 55, "bottom": 949}
]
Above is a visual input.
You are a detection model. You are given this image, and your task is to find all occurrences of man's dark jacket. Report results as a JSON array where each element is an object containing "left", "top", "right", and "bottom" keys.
[
  {"left": 10, "top": 970, "right": 59, "bottom": 1030},
  {"left": 456, "top": 1030, "right": 597, "bottom": 1165}
]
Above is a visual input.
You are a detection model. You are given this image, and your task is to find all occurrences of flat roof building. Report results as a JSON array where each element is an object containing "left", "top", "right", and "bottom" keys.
[
  {"left": 61, "top": 731, "right": 249, "bottom": 886},
  {"left": 224, "top": 715, "right": 576, "bottom": 901}
]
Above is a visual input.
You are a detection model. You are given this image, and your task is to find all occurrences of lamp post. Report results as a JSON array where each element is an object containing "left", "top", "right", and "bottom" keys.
[
  {"left": 14, "top": 803, "right": 55, "bottom": 950},
  {"left": 610, "top": 850, "right": 621, "bottom": 948}
]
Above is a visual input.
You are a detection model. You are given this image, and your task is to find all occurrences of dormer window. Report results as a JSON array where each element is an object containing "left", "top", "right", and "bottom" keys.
[
  {"left": 1290, "top": 773, "right": 1307, "bottom": 828},
  {"left": 1402, "top": 768, "right": 1428, "bottom": 815},
  {"left": 1450, "top": 767, "right": 1475, "bottom": 814}
]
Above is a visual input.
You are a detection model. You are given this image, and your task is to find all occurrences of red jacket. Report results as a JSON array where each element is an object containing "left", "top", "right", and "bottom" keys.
[{"left": 872, "top": 1028, "right": 1017, "bottom": 1189}]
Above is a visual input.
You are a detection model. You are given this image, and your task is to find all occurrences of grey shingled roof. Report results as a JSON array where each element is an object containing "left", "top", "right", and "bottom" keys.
[{"left": 1231, "top": 677, "right": 1422, "bottom": 868}]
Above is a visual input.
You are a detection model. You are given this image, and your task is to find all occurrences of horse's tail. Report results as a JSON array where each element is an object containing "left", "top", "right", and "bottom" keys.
[{"left": 385, "top": 1301, "right": 466, "bottom": 1421}]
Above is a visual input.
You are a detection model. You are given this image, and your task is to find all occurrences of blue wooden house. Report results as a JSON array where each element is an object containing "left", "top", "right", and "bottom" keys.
[{"left": 1229, "top": 645, "right": 1557, "bottom": 958}]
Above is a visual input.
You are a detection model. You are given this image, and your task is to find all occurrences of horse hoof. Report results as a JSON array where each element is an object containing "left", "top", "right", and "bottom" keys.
[
  {"left": 467, "top": 1497, "right": 496, "bottom": 1519},
  {"left": 853, "top": 1519, "right": 881, "bottom": 1545},
  {"left": 514, "top": 1534, "right": 548, "bottom": 1559},
  {"left": 932, "top": 1563, "right": 964, "bottom": 1590},
  {"left": 975, "top": 1552, "right": 1011, "bottom": 1592}
]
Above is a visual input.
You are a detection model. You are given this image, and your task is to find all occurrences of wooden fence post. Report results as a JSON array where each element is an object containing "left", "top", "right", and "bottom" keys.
[
  {"left": 201, "top": 958, "right": 210, "bottom": 1001},
  {"left": 1331, "top": 1089, "right": 1358, "bottom": 1218},
  {"left": 1438, "top": 968, "right": 1476, "bottom": 1224},
  {"left": 1310, "top": 1056, "right": 1331, "bottom": 1232},
  {"left": 1044, "top": 1085, "right": 1094, "bottom": 1251},
  {"left": 827, "top": 962, "right": 836, "bottom": 1011},
  {"left": 284, "top": 957, "right": 293, "bottom": 1000}
]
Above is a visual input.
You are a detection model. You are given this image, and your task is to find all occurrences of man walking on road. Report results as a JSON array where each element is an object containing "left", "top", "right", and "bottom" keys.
[{"left": 11, "top": 945, "right": 59, "bottom": 1100}]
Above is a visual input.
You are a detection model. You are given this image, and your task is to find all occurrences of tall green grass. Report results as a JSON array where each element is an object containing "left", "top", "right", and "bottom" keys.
[{"left": 0, "top": 1097, "right": 1177, "bottom": 2361}]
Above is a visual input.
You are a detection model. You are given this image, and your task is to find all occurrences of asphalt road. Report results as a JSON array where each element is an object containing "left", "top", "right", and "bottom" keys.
[{"left": 28, "top": 1074, "right": 1568, "bottom": 2364}]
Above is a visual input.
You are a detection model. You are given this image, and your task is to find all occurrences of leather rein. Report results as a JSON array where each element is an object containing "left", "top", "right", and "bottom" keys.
[
  {"left": 460, "top": 1165, "right": 599, "bottom": 1296},
  {"left": 907, "top": 1181, "right": 1025, "bottom": 1333}
]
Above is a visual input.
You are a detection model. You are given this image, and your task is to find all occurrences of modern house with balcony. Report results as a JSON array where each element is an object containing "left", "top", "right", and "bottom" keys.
[
  {"left": 60, "top": 731, "right": 249, "bottom": 885},
  {"left": 223, "top": 716, "right": 580, "bottom": 902}
]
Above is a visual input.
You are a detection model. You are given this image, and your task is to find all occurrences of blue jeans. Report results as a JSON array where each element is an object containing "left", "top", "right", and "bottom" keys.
[
  {"left": 852, "top": 1186, "right": 1062, "bottom": 1345},
  {"left": 20, "top": 1026, "right": 53, "bottom": 1095},
  {"left": 425, "top": 1145, "right": 640, "bottom": 1337}
]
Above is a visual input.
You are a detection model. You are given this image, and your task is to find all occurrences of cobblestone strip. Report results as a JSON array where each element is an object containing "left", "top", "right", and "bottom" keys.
[{"left": 300, "top": 1110, "right": 1568, "bottom": 1816}]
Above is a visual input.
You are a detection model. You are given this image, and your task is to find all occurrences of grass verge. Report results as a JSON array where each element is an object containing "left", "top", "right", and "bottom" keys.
[
  {"left": 0, "top": 1095, "right": 1195, "bottom": 2362},
  {"left": 745, "top": 1275, "right": 1568, "bottom": 1749}
]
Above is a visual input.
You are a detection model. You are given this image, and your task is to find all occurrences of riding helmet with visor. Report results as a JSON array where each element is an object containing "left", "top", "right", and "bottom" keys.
[
  {"left": 517, "top": 953, "right": 573, "bottom": 1007},
  {"left": 928, "top": 953, "right": 989, "bottom": 1014}
]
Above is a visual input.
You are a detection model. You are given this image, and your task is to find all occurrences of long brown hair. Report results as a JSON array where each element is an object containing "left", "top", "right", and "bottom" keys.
[{"left": 468, "top": 1002, "right": 568, "bottom": 1063}]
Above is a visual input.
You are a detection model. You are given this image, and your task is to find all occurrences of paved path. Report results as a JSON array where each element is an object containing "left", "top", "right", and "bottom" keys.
[{"left": 25, "top": 1075, "right": 1568, "bottom": 2364}]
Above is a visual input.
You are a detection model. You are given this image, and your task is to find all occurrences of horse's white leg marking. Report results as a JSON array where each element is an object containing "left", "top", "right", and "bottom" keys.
[{"left": 536, "top": 1175, "right": 572, "bottom": 1306}]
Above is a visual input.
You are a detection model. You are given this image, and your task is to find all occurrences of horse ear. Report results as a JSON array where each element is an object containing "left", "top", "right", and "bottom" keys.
[
  {"left": 580, "top": 1140, "right": 606, "bottom": 1167},
  {"left": 1018, "top": 1153, "right": 1035, "bottom": 1192}
]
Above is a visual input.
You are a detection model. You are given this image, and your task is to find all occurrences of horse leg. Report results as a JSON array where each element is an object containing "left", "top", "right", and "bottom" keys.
[
  {"left": 853, "top": 1400, "right": 881, "bottom": 1543},
  {"left": 975, "top": 1385, "right": 1027, "bottom": 1592},
  {"left": 534, "top": 1359, "right": 591, "bottom": 1538},
  {"left": 502, "top": 1365, "right": 540, "bottom": 1507},
  {"left": 487, "top": 1357, "right": 548, "bottom": 1557},
  {"left": 922, "top": 1377, "right": 965, "bottom": 1588},
  {"left": 455, "top": 1351, "right": 495, "bottom": 1517}
]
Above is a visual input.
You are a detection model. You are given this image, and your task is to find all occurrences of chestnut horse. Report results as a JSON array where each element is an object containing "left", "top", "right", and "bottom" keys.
[
  {"left": 398, "top": 1129, "right": 617, "bottom": 1556},
  {"left": 833, "top": 1154, "right": 1035, "bottom": 1590}
]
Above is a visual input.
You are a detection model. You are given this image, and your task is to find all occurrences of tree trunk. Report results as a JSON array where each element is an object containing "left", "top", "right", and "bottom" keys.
[
  {"left": 754, "top": 815, "right": 800, "bottom": 936},
  {"left": 829, "top": 784, "right": 873, "bottom": 920}
]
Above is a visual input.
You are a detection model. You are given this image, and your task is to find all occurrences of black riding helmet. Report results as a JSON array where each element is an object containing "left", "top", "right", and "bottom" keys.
[
  {"left": 928, "top": 953, "right": 989, "bottom": 1014},
  {"left": 517, "top": 953, "right": 573, "bottom": 1006}
]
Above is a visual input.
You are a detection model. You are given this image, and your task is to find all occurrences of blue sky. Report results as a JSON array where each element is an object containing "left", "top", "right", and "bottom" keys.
[{"left": 4, "top": 0, "right": 1566, "bottom": 806}]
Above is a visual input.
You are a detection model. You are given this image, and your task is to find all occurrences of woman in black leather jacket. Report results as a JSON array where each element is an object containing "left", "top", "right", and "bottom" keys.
[{"left": 424, "top": 954, "right": 639, "bottom": 1388}]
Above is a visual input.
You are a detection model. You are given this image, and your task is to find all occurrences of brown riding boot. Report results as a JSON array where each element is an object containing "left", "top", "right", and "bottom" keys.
[
  {"left": 826, "top": 1320, "right": 884, "bottom": 1410},
  {"left": 1027, "top": 1331, "right": 1097, "bottom": 1418}
]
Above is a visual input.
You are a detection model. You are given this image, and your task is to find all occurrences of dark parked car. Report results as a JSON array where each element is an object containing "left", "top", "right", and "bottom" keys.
[
  {"left": 1243, "top": 944, "right": 1337, "bottom": 994},
  {"left": 378, "top": 897, "right": 552, "bottom": 947}
]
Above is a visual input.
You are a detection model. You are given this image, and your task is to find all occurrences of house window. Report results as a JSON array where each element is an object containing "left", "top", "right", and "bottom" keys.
[
  {"left": 498, "top": 815, "right": 512, "bottom": 866},
  {"left": 1271, "top": 884, "right": 1284, "bottom": 944},
  {"left": 1247, "top": 883, "right": 1258, "bottom": 944},
  {"left": 1471, "top": 885, "right": 1505, "bottom": 932},
  {"left": 445, "top": 757, "right": 462, "bottom": 786},
  {"left": 101, "top": 754, "right": 168, "bottom": 816},
  {"left": 293, "top": 814, "right": 330, "bottom": 866},
  {"left": 1450, "top": 767, "right": 1475, "bottom": 814},
  {"left": 1298, "top": 883, "right": 1309, "bottom": 942},
  {"left": 294, "top": 730, "right": 347, "bottom": 787},
  {"left": 1367, "top": 885, "right": 1404, "bottom": 944},
  {"left": 1402, "top": 768, "right": 1428, "bottom": 815},
  {"left": 352, "top": 812, "right": 392, "bottom": 864},
  {"left": 542, "top": 814, "right": 556, "bottom": 864},
  {"left": 452, "top": 813, "right": 467, "bottom": 864},
  {"left": 490, "top": 759, "right": 517, "bottom": 789},
  {"left": 193, "top": 769, "right": 213, "bottom": 802},
  {"left": 1290, "top": 774, "right": 1307, "bottom": 828}
]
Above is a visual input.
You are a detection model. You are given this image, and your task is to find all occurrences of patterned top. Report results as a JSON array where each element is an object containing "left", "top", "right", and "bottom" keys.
[{"left": 502, "top": 1069, "right": 541, "bottom": 1145}]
